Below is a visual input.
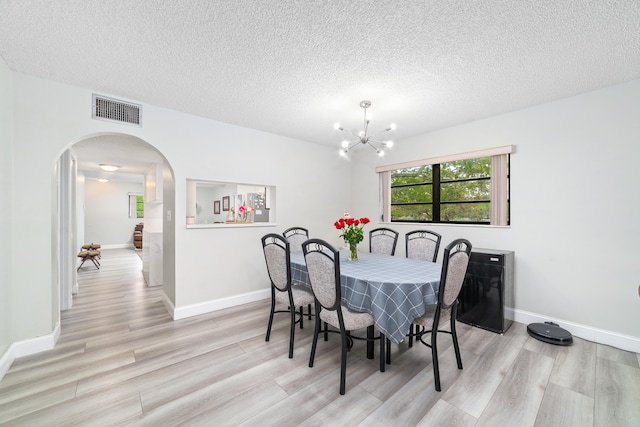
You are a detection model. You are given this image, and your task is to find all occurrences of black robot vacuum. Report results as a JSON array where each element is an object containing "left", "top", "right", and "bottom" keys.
[{"left": 527, "top": 321, "right": 573, "bottom": 346}]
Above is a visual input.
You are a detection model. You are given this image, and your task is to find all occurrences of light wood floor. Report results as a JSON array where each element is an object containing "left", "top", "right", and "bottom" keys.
[{"left": 1, "top": 248, "right": 639, "bottom": 426}]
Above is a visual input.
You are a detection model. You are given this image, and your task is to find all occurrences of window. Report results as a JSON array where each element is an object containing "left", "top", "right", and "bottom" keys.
[
  {"left": 186, "top": 179, "right": 276, "bottom": 225},
  {"left": 378, "top": 146, "right": 511, "bottom": 226},
  {"left": 129, "top": 194, "right": 144, "bottom": 218}
]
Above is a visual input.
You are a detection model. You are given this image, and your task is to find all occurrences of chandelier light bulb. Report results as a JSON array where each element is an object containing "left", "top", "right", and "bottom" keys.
[
  {"left": 334, "top": 123, "right": 342, "bottom": 130},
  {"left": 342, "top": 140, "right": 350, "bottom": 148},
  {"left": 377, "top": 150, "right": 384, "bottom": 156},
  {"left": 386, "top": 140, "right": 394, "bottom": 148},
  {"left": 389, "top": 123, "right": 397, "bottom": 130}
]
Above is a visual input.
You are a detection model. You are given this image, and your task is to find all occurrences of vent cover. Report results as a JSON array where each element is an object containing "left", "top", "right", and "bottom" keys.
[{"left": 92, "top": 94, "right": 142, "bottom": 126}]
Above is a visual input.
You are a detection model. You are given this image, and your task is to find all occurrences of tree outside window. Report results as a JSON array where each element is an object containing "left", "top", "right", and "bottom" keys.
[
  {"left": 135, "top": 195, "right": 144, "bottom": 218},
  {"left": 390, "top": 156, "right": 504, "bottom": 224},
  {"left": 129, "top": 194, "right": 144, "bottom": 218}
]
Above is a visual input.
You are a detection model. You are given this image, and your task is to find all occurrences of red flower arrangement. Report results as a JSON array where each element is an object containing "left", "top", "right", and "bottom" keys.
[{"left": 335, "top": 212, "right": 370, "bottom": 246}]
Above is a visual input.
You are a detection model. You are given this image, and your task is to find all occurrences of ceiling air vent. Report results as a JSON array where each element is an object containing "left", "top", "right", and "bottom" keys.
[{"left": 92, "top": 94, "right": 142, "bottom": 126}]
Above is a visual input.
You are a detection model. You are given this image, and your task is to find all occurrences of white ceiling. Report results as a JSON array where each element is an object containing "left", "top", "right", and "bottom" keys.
[{"left": 2, "top": 1, "right": 640, "bottom": 160}]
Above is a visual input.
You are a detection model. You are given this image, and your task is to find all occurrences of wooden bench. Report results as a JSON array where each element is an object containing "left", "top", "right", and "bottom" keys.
[{"left": 77, "top": 244, "right": 101, "bottom": 271}]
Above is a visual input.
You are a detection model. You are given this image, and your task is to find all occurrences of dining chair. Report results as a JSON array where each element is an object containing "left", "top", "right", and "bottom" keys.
[
  {"left": 405, "top": 229, "right": 441, "bottom": 262},
  {"left": 283, "top": 226, "right": 313, "bottom": 320},
  {"left": 261, "top": 233, "right": 316, "bottom": 359},
  {"left": 405, "top": 229, "right": 442, "bottom": 347},
  {"left": 369, "top": 227, "right": 399, "bottom": 256},
  {"left": 302, "top": 238, "right": 386, "bottom": 395},
  {"left": 411, "top": 238, "right": 472, "bottom": 391},
  {"left": 282, "top": 226, "right": 309, "bottom": 253}
]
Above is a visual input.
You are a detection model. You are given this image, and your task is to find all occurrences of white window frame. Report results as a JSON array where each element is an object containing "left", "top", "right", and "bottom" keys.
[
  {"left": 377, "top": 145, "right": 513, "bottom": 226},
  {"left": 128, "top": 193, "right": 144, "bottom": 219}
]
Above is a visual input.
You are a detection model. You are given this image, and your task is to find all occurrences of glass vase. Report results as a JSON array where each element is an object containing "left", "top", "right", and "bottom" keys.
[{"left": 349, "top": 242, "right": 358, "bottom": 261}]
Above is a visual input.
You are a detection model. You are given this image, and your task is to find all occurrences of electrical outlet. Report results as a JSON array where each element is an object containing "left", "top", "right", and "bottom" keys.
[{"left": 167, "top": 210, "right": 172, "bottom": 221}]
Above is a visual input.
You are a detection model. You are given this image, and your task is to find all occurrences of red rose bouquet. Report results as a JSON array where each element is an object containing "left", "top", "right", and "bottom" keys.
[{"left": 334, "top": 212, "right": 370, "bottom": 260}]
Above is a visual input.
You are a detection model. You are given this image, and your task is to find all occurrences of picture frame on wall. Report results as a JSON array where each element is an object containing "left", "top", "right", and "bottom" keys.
[
  {"left": 214, "top": 200, "right": 221, "bottom": 214},
  {"left": 222, "top": 196, "right": 230, "bottom": 211}
]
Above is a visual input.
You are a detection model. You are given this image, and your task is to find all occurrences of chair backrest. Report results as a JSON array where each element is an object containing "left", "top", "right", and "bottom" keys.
[
  {"left": 369, "top": 227, "right": 399, "bottom": 256},
  {"left": 437, "top": 238, "right": 472, "bottom": 309},
  {"left": 405, "top": 229, "right": 442, "bottom": 262},
  {"left": 261, "top": 233, "right": 292, "bottom": 293},
  {"left": 302, "top": 238, "right": 341, "bottom": 311},
  {"left": 283, "top": 227, "right": 309, "bottom": 253}
]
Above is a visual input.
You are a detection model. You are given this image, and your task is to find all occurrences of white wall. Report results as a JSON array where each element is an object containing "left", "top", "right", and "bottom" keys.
[
  {"left": 8, "top": 66, "right": 637, "bottom": 360},
  {"left": 194, "top": 184, "right": 238, "bottom": 224},
  {"left": 351, "top": 80, "right": 640, "bottom": 348},
  {"left": 76, "top": 172, "right": 85, "bottom": 260},
  {"left": 5, "top": 72, "right": 351, "bottom": 349},
  {"left": 195, "top": 186, "right": 215, "bottom": 224},
  {"left": 0, "top": 56, "right": 13, "bottom": 357},
  {"left": 84, "top": 179, "right": 144, "bottom": 247}
]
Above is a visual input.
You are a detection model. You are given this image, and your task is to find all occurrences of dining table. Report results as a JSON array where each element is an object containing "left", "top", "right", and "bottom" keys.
[{"left": 289, "top": 249, "right": 443, "bottom": 346}]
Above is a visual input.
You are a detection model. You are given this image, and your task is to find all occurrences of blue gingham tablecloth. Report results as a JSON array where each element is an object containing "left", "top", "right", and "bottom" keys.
[{"left": 289, "top": 250, "right": 442, "bottom": 344}]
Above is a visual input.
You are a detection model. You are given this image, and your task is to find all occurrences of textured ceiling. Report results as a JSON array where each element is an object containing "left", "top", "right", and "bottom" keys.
[{"left": 2, "top": 1, "right": 640, "bottom": 152}]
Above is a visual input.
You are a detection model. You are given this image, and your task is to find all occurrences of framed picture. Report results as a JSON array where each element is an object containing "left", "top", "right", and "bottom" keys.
[
  {"left": 214, "top": 200, "right": 221, "bottom": 214},
  {"left": 222, "top": 196, "right": 230, "bottom": 211}
]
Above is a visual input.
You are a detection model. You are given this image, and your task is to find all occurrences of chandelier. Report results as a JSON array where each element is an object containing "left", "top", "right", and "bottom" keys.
[{"left": 334, "top": 100, "right": 395, "bottom": 156}]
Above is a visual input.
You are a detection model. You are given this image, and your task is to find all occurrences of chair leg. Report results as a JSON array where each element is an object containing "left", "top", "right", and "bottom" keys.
[
  {"left": 299, "top": 306, "right": 304, "bottom": 329},
  {"left": 307, "top": 303, "right": 312, "bottom": 320},
  {"left": 323, "top": 322, "right": 328, "bottom": 341},
  {"left": 265, "top": 293, "right": 276, "bottom": 342},
  {"left": 90, "top": 256, "right": 100, "bottom": 269},
  {"left": 366, "top": 325, "right": 374, "bottom": 359},
  {"left": 386, "top": 338, "right": 391, "bottom": 365},
  {"left": 408, "top": 324, "right": 414, "bottom": 347},
  {"left": 379, "top": 333, "right": 386, "bottom": 372},
  {"left": 288, "top": 303, "right": 296, "bottom": 359},
  {"left": 340, "top": 329, "right": 348, "bottom": 395},
  {"left": 451, "top": 309, "right": 463, "bottom": 369},
  {"left": 431, "top": 328, "right": 441, "bottom": 392},
  {"left": 309, "top": 303, "right": 321, "bottom": 368}
]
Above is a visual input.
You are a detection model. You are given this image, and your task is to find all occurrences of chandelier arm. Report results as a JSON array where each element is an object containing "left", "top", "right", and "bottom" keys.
[
  {"left": 338, "top": 128, "right": 365, "bottom": 140},
  {"left": 346, "top": 140, "right": 361, "bottom": 151},
  {"left": 367, "top": 129, "right": 392, "bottom": 140},
  {"left": 367, "top": 141, "right": 382, "bottom": 152}
]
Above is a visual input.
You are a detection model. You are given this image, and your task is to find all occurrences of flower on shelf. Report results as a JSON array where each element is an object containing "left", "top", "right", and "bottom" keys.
[
  {"left": 238, "top": 205, "right": 255, "bottom": 222},
  {"left": 334, "top": 212, "right": 370, "bottom": 260}
]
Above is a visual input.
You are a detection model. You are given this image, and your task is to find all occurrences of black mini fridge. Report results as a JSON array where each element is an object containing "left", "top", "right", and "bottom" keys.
[{"left": 457, "top": 248, "right": 514, "bottom": 334}]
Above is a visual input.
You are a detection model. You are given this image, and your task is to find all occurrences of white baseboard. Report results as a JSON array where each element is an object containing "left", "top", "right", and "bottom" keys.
[
  {"left": 0, "top": 322, "right": 60, "bottom": 381},
  {"left": 160, "top": 290, "right": 176, "bottom": 319},
  {"left": 512, "top": 309, "right": 640, "bottom": 353},
  {"left": 0, "top": 348, "right": 12, "bottom": 381},
  {"left": 172, "top": 289, "right": 271, "bottom": 320}
]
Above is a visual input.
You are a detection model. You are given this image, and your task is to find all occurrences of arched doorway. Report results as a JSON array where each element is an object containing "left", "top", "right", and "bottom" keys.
[{"left": 55, "top": 132, "right": 175, "bottom": 315}]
